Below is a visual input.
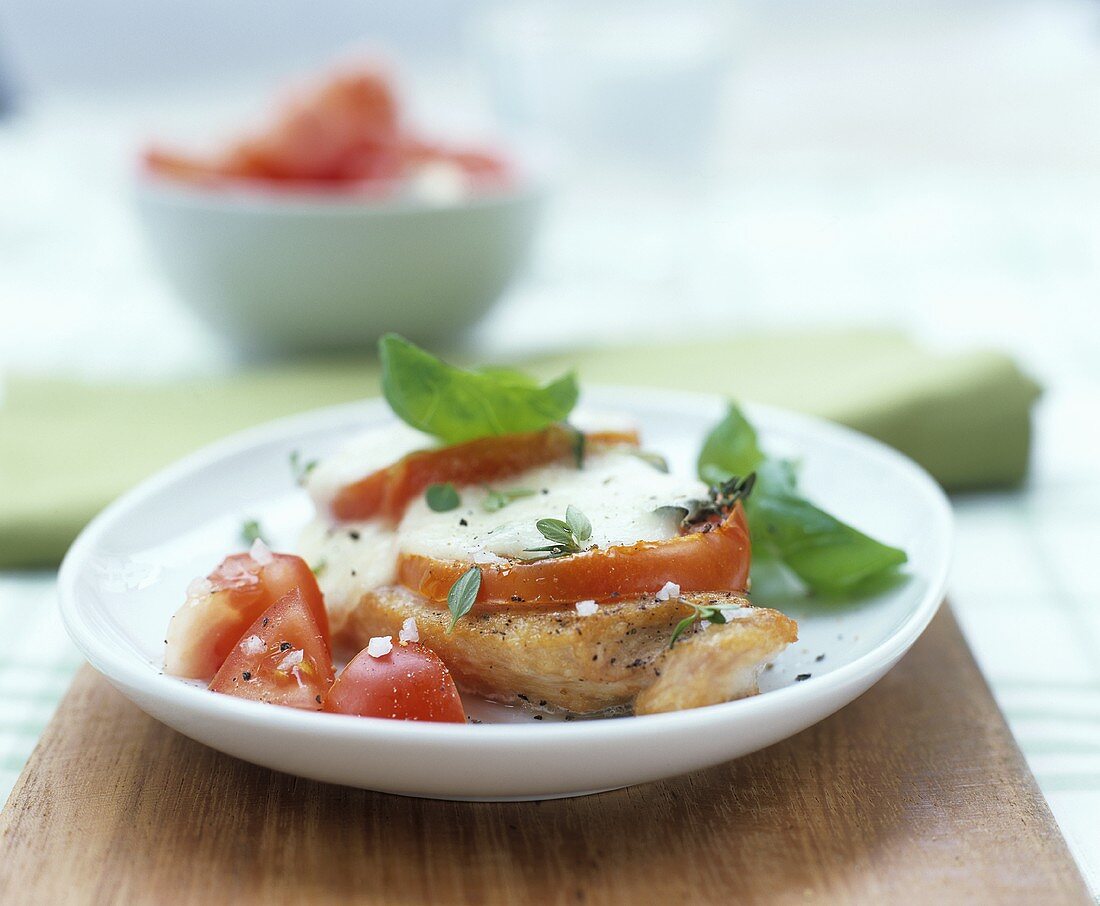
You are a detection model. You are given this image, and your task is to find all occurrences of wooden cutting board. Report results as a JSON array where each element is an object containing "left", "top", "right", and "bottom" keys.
[{"left": 0, "top": 606, "right": 1089, "bottom": 905}]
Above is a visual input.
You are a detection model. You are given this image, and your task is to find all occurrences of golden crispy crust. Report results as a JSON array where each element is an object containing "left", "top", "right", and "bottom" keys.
[{"left": 344, "top": 586, "right": 797, "bottom": 715}]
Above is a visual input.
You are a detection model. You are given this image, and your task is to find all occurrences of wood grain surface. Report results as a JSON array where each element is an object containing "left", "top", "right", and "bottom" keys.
[{"left": 0, "top": 606, "right": 1089, "bottom": 906}]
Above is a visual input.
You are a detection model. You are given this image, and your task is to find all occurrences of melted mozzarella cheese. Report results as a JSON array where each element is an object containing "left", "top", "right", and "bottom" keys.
[
  {"left": 298, "top": 517, "right": 398, "bottom": 632},
  {"left": 305, "top": 422, "right": 434, "bottom": 510},
  {"left": 397, "top": 452, "right": 707, "bottom": 561},
  {"left": 299, "top": 427, "right": 708, "bottom": 621}
]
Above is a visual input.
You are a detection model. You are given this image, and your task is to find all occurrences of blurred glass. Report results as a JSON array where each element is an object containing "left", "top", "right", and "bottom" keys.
[{"left": 473, "top": 0, "right": 735, "bottom": 174}]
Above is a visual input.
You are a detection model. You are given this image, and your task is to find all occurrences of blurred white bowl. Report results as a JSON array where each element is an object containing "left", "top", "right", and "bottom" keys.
[{"left": 135, "top": 175, "right": 544, "bottom": 354}]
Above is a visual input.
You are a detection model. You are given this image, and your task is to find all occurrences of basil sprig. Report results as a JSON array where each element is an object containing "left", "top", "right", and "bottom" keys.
[
  {"left": 697, "top": 404, "right": 906, "bottom": 595},
  {"left": 380, "top": 334, "right": 579, "bottom": 445}
]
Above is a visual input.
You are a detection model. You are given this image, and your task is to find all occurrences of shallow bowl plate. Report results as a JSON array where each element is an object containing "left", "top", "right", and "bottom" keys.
[{"left": 59, "top": 388, "right": 952, "bottom": 800}]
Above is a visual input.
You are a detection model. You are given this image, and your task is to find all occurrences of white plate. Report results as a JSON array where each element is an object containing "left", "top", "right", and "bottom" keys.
[{"left": 59, "top": 388, "right": 952, "bottom": 800}]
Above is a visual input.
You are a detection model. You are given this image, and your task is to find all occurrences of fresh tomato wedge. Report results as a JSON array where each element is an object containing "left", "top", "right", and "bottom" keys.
[
  {"left": 227, "top": 72, "right": 400, "bottom": 183},
  {"left": 144, "top": 71, "right": 510, "bottom": 191},
  {"left": 209, "top": 588, "right": 335, "bottom": 710},
  {"left": 324, "top": 641, "right": 466, "bottom": 723},
  {"left": 165, "top": 548, "right": 329, "bottom": 680},
  {"left": 397, "top": 503, "right": 751, "bottom": 608},
  {"left": 331, "top": 425, "right": 639, "bottom": 523},
  {"left": 145, "top": 72, "right": 400, "bottom": 185}
]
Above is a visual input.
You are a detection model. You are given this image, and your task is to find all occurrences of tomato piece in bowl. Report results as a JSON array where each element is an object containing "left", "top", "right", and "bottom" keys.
[
  {"left": 324, "top": 641, "right": 466, "bottom": 723},
  {"left": 165, "top": 544, "right": 329, "bottom": 680},
  {"left": 209, "top": 588, "right": 335, "bottom": 710}
]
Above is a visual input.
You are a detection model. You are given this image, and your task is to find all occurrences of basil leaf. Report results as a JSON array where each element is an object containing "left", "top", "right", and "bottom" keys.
[
  {"left": 697, "top": 404, "right": 764, "bottom": 486},
  {"left": 425, "top": 482, "right": 461, "bottom": 512},
  {"left": 698, "top": 403, "right": 907, "bottom": 595},
  {"left": 379, "top": 334, "right": 579, "bottom": 444},
  {"left": 565, "top": 505, "right": 592, "bottom": 544},
  {"left": 748, "top": 479, "right": 907, "bottom": 593},
  {"left": 447, "top": 567, "right": 482, "bottom": 632}
]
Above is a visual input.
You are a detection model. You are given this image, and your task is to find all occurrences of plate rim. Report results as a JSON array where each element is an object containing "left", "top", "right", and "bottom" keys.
[{"left": 58, "top": 386, "right": 953, "bottom": 745}]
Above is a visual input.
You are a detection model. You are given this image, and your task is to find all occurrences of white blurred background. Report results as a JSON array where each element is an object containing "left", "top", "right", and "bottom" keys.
[{"left": 0, "top": 0, "right": 1095, "bottom": 380}]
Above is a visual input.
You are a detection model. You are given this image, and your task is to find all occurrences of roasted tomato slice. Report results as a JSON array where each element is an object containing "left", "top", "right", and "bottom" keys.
[
  {"left": 397, "top": 503, "right": 751, "bottom": 607},
  {"left": 324, "top": 641, "right": 465, "bottom": 723},
  {"left": 209, "top": 588, "right": 335, "bottom": 710},
  {"left": 331, "top": 425, "right": 639, "bottom": 523},
  {"left": 165, "top": 547, "right": 329, "bottom": 680}
]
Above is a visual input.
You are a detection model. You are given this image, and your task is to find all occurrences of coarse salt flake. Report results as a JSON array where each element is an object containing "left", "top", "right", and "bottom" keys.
[
  {"left": 185, "top": 576, "right": 213, "bottom": 601},
  {"left": 398, "top": 618, "right": 419, "bottom": 643},
  {"left": 655, "top": 581, "right": 681, "bottom": 602},
  {"left": 239, "top": 634, "right": 266, "bottom": 656},
  {"left": 249, "top": 537, "right": 275, "bottom": 565},
  {"left": 367, "top": 636, "right": 394, "bottom": 658},
  {"left": 277, "top": 648, "right": 304, "bottom": 671},
  {"left": 218, "top": 559, "right": 260, "bottom": 588},
  {"left": 575, "top": 600, "right": 598, "bottom": 617}
]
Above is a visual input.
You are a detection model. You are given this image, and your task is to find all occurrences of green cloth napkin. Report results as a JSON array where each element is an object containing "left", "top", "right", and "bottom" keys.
[{"left": 0, "top": 330, "right": 1040, "bottom": 569}]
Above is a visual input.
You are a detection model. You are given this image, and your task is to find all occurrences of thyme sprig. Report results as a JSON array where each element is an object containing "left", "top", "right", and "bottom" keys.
[
  {"left": 447, "top": 566, "right": 482, "bottom": 632},
  {"left": 525, "top": 505, "right": 592, "bottom": 558},
  {"left": 290, "top": 450, "right": 318, "bottom": 485},
  {"left": 669, "top": 603, "right": 730, "bottom": 648},
  {"left": 629, "top": 449, "right": 670, "bottom": 473},
  {"left": 657, "top": 473, "right": 757, "bottom": 531},
  {"left": 240, "top": 518, "right": 266, "bottom": 546},
  {"left": 570, "top": 427, "right": 586, "bottom": 469},
  {"left": 482, "top": 485, "right": 537, "bottom": 512}
]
